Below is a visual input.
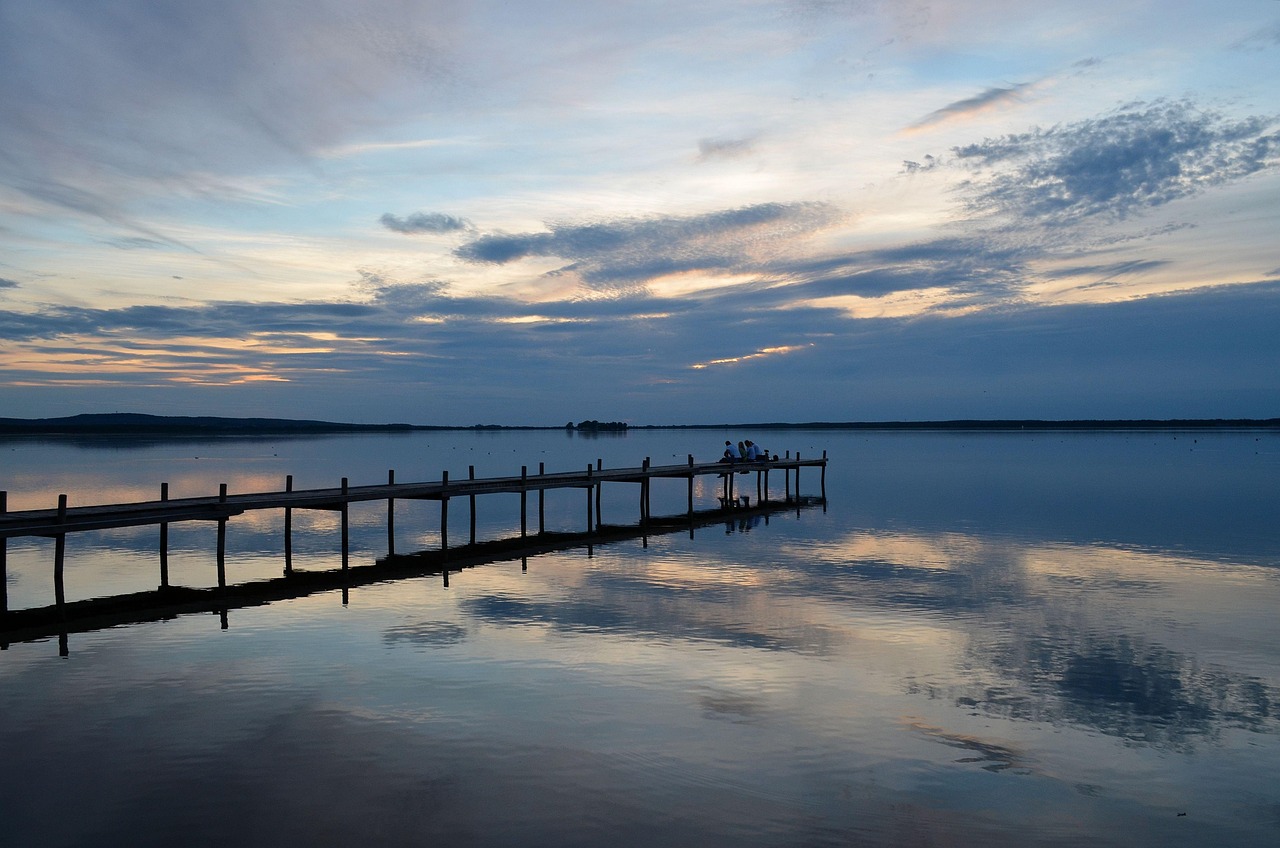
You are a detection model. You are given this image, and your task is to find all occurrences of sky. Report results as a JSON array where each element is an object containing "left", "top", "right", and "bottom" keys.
[{"left": 1, "top": 0, "right": 1278, "bottom": 425}]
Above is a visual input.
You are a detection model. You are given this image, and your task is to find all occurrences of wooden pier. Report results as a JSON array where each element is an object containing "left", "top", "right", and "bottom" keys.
[{"left": 0, "top": 453, "right": 827, "bottom": 650}]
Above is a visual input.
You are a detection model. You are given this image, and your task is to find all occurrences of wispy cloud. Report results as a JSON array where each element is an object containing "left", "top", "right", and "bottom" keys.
[
  {"left": 952, "top": 100, "right": 1280, "bottom": 225},
  {"left": 697, "top": 136, "right": 757, "bottom": 161},
  {"left": 454, "top": 202, "right": 840, "bottom": 291},
  {"left": 380, "top": 212, "right": 473, "bottom": 235},
  {"left": 908, "top": 83, "right": 1035, "bottom": 131},
  {"left": 0, "top": 277, "right": 18, "bottom": 289}
]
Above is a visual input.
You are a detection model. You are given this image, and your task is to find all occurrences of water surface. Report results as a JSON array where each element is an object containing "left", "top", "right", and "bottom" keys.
[{"left": 2, "top": 428, "right": 1278, "bottom": 846}]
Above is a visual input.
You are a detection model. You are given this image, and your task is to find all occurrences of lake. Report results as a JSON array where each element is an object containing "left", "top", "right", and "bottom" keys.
[{"left": 2, "top": 427, "right": 1278, "bottom": 846}]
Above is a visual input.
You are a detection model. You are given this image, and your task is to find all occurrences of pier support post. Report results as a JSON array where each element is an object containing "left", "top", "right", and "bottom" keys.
[
  {"left": 821, "top": 451, "right": 827, "bottom": 500},
  {"left": 284, "top": 475, "right": 293, "bottom": 576},
  {"left": 538, "top": 462, "right": 545, "bottom": 535},
  {"left": 1, "top": 491, "right": 8, "bottom": 621},
  {"left": 440, "top": 471, "right": 449, "bottom": 558},
  {"left": 595, "top": 459, "right": 602, "bottom": 532},
  {"left": 216, "top": 518, "right": 227, "bottom": 589},
  {"left": 521, "top": 466, "right": 528, "bottom": 539},
  {"left": 54, "top": 495, "right": 67, "bottom": 614},
  {"left": 387, "top": 469, "right": 395, "bottom": 556},
  {"left": 158, "top": 483, "right": 169, "bottom": 589},
  {"left": 468, "top": 466, "right": 476, "bottom": 546},
  {"left": 640, "top": 458, "right": 649, "bottom": 524},
  {"left": 586, "top": 465, "right": 594, "bottom": 534},
  {"left": 53, "top": 495, "right": 68, "bottom": 655},
  {"left": 687, "top": 455, "right": 695, "bottom": 519},
  {"left": 341, "top": 477, "right": 349, "bottom": 573}
]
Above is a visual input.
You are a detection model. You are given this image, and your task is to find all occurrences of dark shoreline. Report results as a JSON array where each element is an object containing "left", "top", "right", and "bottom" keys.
[{"left": 1, "top": 412, "right": 1277, "bottom": 437}]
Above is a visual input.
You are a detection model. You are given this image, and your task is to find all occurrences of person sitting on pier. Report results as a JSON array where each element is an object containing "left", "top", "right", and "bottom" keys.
[
  {"left": 723, "top": 440, "right": 741, "bottom": 461},
  {"left": 743, "top": 440, "right": 758, "bottom": 460}
]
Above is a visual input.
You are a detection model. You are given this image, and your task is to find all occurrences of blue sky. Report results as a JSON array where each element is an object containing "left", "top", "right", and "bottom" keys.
[{"left": 1, "top": 0, "right": 1277, "bottom": 424}]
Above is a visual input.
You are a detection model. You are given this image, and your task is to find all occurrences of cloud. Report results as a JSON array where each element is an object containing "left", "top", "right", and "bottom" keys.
[
  {"left": 1231, "top": 22, "right": 1280, "bottom": 51},
  {"left": 0, "top": 0, "right": 457, "bottom": 223},
  {"left": 953, "top": 100, "right": 1280, "bottom": 225},
  {"left": 902, "top": 155, "right": 940, "bottom": 174},
  {"left": 1040, "top": 260, "right": 1171, "bottom": 281},
  {"left": 380, "top": 212, "right": 473, "bottom": 235},
  {"left": 0, "top": 277, "right": 18, "bottom": 289},
  {"left": 908, "top": 83, "right": 1033, "bottom": 131},
  {"left": 454, "top": 202, "right": 840, "bottom": 290},
  {"left": 697, "top": 136, "right": 757, "bottom": 160},
  {"left": 106, "top": 237, "right": 168, "bottom": 250}
]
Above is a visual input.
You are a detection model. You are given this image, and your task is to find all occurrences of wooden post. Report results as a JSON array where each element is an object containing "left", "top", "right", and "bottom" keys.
[
  {"left": 54, "top": 495, "right": 67, "bottom": 614},
  {"left": 520, "top": 466, "right": 528, "bottom": 539},
  {"left": 795, "top": 453, "right": 801, "bottom": 501},
  {"left": 785, "top": 465, "right": 791, "bottom": 502},
  {"left": 340, "top": 477, "right": 349, "bottom": 572},
  {"left": 159, "top": 483, "right": 169, "bottom": 589},
  {"left": 1, "top": 491, "right": 8, "bottom": 619},
  {"left": 586, "top": 465, "right": 594, "bottom": 534},
  {"left": 216, "top": 517, "right": 227, "bottom": 589},
  {"left": 687, "top": 455, "right": 694, "bottom": 518},
  {"left": 468, "top": 466, "right": 476, "bottom": 546},
  {"left": 640, "top": 458, "right": 650, "bottom": 525},
  {"left": 538, "top": 462, "right": 545, "bottom": 535},
  {"left": 821, "top": 451, "right": 827, "bottom": 499},
  {"left": 387, "top": 469, "right": 395, "bottom": 556},
  {"left": 284, "top": 474, "right": 293, "bottom": 576},
  {"left": 216, "top": 484, "right": 228, "bottom": 589},
  {"left": 642, "top": 457, "right": 651, "bottom": 523},
  {"left": 756, "top": 470, "right": 762, "bottom": 504},
  {"left": 763, "top": 467, "right": 770, "bottom": 503},
  {"left": 440, "top": 470, "right": 449, "bottom": 557},
  {"left": 594, "top": 460, "right": 602, "bottom": 530}
]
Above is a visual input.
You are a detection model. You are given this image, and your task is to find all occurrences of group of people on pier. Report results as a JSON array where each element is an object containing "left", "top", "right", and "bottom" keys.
[{"left": 719, "top": 439, "right": 777, "bottom": 463}]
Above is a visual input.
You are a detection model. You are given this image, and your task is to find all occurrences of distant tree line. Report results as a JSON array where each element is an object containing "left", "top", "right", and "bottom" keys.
[{"left": 566, "top": 420, "right": 628, "bottom": 431}]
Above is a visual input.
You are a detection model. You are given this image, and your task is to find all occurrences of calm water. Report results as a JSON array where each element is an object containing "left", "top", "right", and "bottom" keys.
[{"left": 2, "top": 428, "right": 1278, "bottom": 847}]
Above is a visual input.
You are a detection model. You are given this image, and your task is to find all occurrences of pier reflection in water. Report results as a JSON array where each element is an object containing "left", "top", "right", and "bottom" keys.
[{"left": 0, "top": 428, "right": 1278, "bottom": 846}]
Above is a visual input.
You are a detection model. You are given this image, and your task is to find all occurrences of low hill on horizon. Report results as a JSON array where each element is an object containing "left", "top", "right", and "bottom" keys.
[{"left": 1, "top": 413, "right": 1276, "bottom": 436}]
